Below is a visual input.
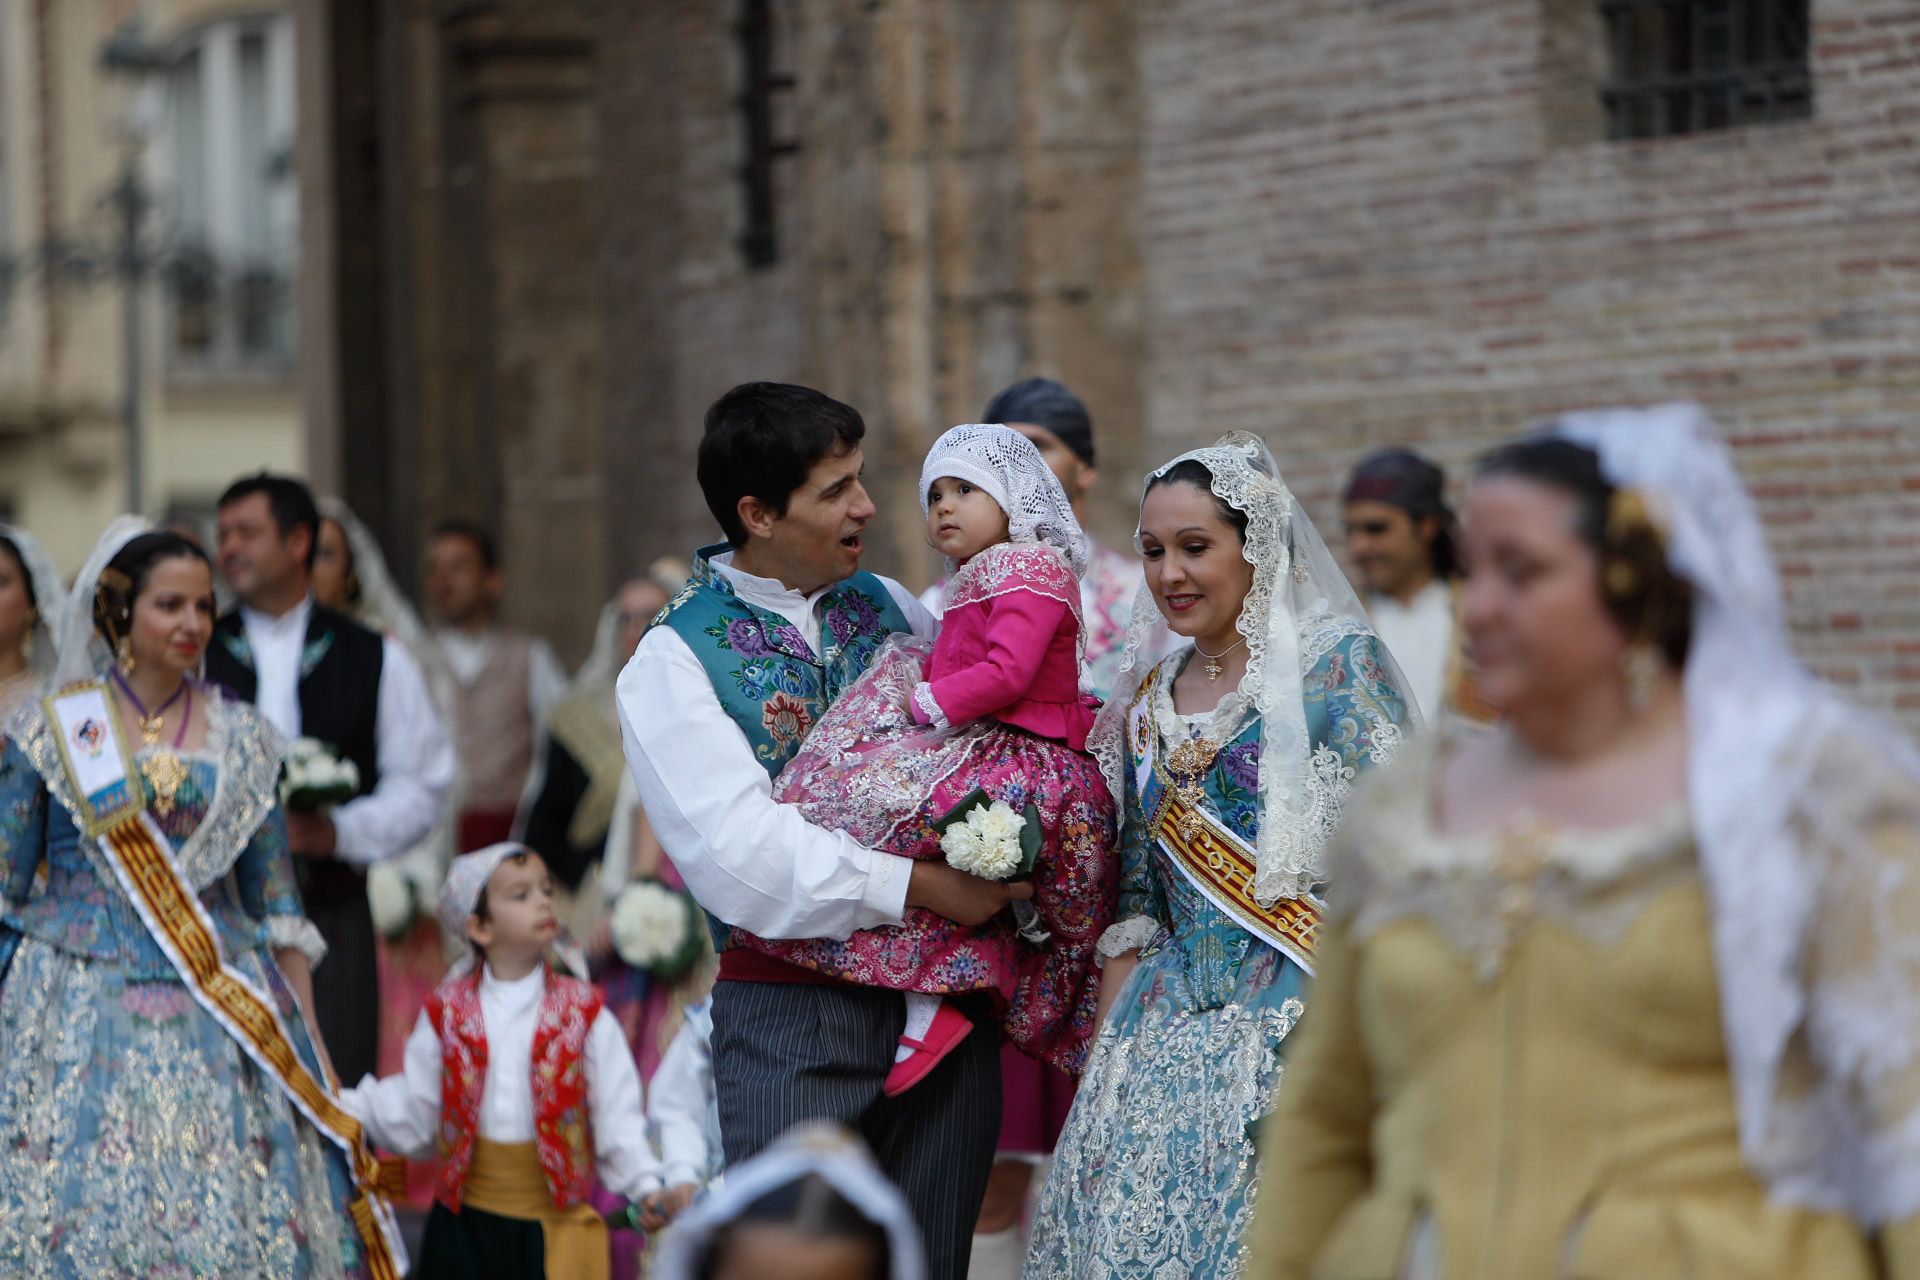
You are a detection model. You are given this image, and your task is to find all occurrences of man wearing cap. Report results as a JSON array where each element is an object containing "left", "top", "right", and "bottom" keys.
[{"left": 1342, "top": 448, "right": 1484, "bottom": 723}]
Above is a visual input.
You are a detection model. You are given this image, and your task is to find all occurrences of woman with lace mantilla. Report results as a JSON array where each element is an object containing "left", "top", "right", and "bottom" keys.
[
  {"left": 1250, "top": 406, "right": 1920, "bottom": 1278},
  {"left": 0, "top": 522, "right": 375, "bottom": 1278},
  {"left": 1025, "top": 432, "right": 1414, "bottom": 1279}
]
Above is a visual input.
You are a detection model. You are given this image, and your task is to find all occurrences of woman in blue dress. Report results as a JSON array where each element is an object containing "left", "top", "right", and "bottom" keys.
[
  {"left": 0, "top": 520, "right": 382, "bottom": 1278},
  {"left": 1025, "top": 433, "right": 1416, "bottom": 1278}
]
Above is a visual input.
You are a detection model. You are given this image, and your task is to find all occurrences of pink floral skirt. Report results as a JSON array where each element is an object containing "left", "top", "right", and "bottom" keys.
[{"left": 754, "top": 638, "right": 1116, "bottom": 1074}]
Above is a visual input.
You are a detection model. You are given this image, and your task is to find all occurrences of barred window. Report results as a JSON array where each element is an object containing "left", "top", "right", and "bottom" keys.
[
  {"left": 737, "top": 0, "right": 798, "bottom": 270},
  {"left": 1599, "top": 0, "right": 1812, "bottom": 140}
]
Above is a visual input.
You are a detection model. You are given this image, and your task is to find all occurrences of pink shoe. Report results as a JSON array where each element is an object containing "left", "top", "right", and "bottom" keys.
[{"left": 883, "top": 1002, "right": 974, "bottom": 1097}]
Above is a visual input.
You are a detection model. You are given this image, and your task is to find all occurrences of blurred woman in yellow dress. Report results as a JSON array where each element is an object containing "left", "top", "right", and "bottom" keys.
[{"left": 1251, "top": 404, "right": 1920, "bottom": 1278}]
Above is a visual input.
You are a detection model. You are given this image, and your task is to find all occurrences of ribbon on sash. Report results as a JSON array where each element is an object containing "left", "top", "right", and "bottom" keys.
[
  {"left": 44, "top": 682, "right": 409, "bottom": 1279},
  {"left": 1129, "top": 689, "right": 1323, "bottom": 974}
]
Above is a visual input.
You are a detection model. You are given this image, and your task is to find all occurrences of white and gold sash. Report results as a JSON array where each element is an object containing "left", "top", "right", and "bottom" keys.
[{"left": 44, "top": 681, "right": 408, "bottom": 1278}]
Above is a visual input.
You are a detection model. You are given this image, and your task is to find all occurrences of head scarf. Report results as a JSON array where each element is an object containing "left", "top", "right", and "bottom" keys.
[
  {"left": 440, "top": 841, "right": 585, "bottom": 980},
  {"left": 919, "top": 424, "right": 1090, "bottom": 577},
  {"left": 981, "top": 377, "right": 1095, "bottom": 467},
  {"left": 53, "top": 515, "right": 152, "bottom": 687},
  {"left": 1537, "top": 402, "right": 1920, "bottom": 1225},
  {"left": 1343, "top": 448, "right": 1459, "bottom": 578},
  {"left": 651, "top": 1122, "right": 925, "bottom": 1280},
  {"left": 317, "top": 498, "right": 432, "bottom": 655},
  {"left": 1091, "top": 432, "right": 1418, "bottom": 903},
  {"left": 0, "top": 522, "right": 65, "bottom": 687}
]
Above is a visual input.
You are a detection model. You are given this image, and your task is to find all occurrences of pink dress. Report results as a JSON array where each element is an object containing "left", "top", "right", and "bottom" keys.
[{"left": 753, "top": 542, "right": 1117, "bottom": 1073}]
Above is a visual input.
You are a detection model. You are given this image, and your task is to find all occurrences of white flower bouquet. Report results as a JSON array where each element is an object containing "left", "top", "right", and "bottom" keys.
[
  {"left": 609, "top": 879, "right": 705, "bottom": 981},
  {"left": 935, "top": 788, "right": 1041, "bottom": 882},
  {"left": 366, "top": 862, "right": 420, "bottom": 941},
  {"left": 281, "top": 737, "right": 360, "bottom": 812}
]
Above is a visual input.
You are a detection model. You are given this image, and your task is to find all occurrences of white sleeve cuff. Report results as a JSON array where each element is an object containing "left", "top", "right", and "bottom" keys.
[
  {"left": 266, "top": 915, "right": 329, "bottom": 967},
  {"left": 912, "top": 682, "right": 950, "bottom": 730},
  {"left": 662, "top": 1162, "right": 706, "bottom": 1189},
  {"left": 1096, "top": 915, "right": 1161, "bottom": 961},
  {"left": 857, "top": 848, "right": 913, "bottom": 929}
]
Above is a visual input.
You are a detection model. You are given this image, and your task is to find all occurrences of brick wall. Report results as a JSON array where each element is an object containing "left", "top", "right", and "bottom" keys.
[{"left": 1138, "top": 0, "right": 1920, "bottom": 728}]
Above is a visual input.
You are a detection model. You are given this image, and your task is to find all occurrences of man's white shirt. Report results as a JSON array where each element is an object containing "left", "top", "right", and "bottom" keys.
[
  {"left": 1364, "top": 577, "right": 1454, "bottom": 723},
  {"left": 240, "top": 595, "right": 456, "bottom": 865},
  {"left": 616, "top": 552, "right": 937, "bottom": 941}
]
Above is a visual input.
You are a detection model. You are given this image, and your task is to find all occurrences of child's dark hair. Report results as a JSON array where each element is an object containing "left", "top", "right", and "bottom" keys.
[
  {"left": 467, "top": 849, "right": 536, "bottom": 958},
  {"left": 1476, "top": 436, "right": 1694, "bottom": 669},
  {"left": 93, "top": 532, "right": 215, "bottom": 650},
  {"left": 1143, "top": 459, "right": 1250, "bottom": 542},
  {"left": 697, "top": 383, "right": 867, "bottom": 546},
  {"left": 697, "top": 1172, "right": 891, "bottom": 1280}
]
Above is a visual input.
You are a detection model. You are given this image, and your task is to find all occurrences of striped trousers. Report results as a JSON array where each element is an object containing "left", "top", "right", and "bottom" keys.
[{"left": 712, "top": 981, "right": 1002, "bottom": 1280}]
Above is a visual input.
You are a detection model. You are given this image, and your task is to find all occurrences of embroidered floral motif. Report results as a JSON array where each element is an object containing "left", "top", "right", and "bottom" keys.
[{"left": 759, "top": 692, "right": 815, "bottom": 750}]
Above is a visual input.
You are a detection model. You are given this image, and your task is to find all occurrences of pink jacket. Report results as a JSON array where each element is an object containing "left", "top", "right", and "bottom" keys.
[{"left": 913, "top": 543, "right": 1097, "bottom": 751}]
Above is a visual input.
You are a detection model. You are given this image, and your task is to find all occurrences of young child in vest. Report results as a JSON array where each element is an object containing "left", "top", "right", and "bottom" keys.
[
  {"left": 754, "top": 423, "right": 1117, "bottom": 1092},
  {"left": 339, "top": 842, "right": 671, "bottom": 1280}
]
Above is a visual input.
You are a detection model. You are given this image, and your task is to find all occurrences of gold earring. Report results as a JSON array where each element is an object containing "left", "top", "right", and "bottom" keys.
[
  {"left": 1621, "top": 643, "right": 1660, "bottom": 713},
  {"left": 117, "top": 634, "right": 135, "bottom": 676}
]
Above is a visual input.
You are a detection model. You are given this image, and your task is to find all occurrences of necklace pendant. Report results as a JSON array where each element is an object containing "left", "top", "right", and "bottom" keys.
[
  {"left": 142, "top": 750, "right": 189, "bottom": 818},
  {"left": 1204, "top": 657, "right": 1223, "bottom": 682},
  {"left": 139, "top": 715, "right": 164, "bottom": 748}
]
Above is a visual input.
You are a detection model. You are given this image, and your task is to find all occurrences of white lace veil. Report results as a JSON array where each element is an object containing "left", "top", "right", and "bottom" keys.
[
  {"left": 53, "top": 516, "right": 153, "bottom": 687},
  {"left": 318, "top": 498, "right": 432, "bottom": 656},
  {"left": 920, "top": 423, "right": 1090, "bottom": 577},
  {"left": 1090, "top": 431, "right": 1417, "bottom": 904},
  {"left": 0, "top": 522, "right": 65, "bottom": 686},
  {"left": 1546, "top": 402, "right": 1920, "bottom": 1225}
]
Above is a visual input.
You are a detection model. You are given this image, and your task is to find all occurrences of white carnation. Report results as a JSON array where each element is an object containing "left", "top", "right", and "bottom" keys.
[
  {"left": 971, "top": 802, "right": 1025, "bottom": 847},
  {"left": 366, "top": 863, "right": 415, "bottom": 937},
  {"left": 942, "top": 800, "right": 1025, "bottom": 880},
  {"left": 611, "top": 882, "right": 691, "bottom": 969}
]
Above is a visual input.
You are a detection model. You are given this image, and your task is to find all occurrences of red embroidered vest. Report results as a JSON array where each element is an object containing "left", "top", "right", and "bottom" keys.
[{"left": 425, "top": 967, "right": 604, "bottom": 1212}]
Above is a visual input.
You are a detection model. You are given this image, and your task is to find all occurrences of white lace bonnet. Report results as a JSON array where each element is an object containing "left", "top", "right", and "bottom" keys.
[{"left": 919, "top": 423, "right": 1090, "bottom": 578}]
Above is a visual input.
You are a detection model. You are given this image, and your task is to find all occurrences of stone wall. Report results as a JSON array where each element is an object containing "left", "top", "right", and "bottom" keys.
[{"left": 1138, "top": 0, "right": 1920, "bottom": 723}]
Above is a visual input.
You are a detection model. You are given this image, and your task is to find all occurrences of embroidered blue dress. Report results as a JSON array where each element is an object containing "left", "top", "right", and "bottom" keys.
[
  {"left": 0, "top": 693, "right": 368, "bottom": 1279},
  {"left": 1026, "top": 634, "right": 1410, "bottom": 1280}
]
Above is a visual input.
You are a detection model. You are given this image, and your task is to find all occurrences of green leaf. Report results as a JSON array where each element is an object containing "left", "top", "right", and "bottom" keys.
[
  {"left": 931, "top": 786, "right": 995, "bottom": 836},
  {"left": 1017, "top": 802, "right": 1043, "bottom": 878}
]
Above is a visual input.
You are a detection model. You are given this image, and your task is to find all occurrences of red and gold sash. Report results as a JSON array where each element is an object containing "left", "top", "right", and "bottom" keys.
[{"left": 47, "top": 682, "right": 408, "bottom": 1278}]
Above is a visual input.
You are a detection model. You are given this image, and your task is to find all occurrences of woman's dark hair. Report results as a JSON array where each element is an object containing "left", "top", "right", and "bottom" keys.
[
  {"left": 1143, "top": 459, "right": 1249, "bottom": 542},
  {"left": 0, "top": 534, "right": 37, "bottom": 612},
  {"left": 93, "top": 532, "right": 215, "bottom": 648},
  {"left": 697, "top": 383, "right": 867, "bottom": 546},
  {"left": 697, "top": 1172, "right": 891, "bottom": 1280},
  {"left": 1476, "top": 436, "right": 1693, "bottom": 668},
  {"left": 320, "top": 518, "right": 364, "bottom": 610}
]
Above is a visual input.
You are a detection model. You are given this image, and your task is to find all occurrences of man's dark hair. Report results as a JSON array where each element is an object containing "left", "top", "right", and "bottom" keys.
[
  {"left": 697, "top": 383, "right": 866, "bottom": 546},
  {"left": 218, "top": 472, "right": 321, "bottom": 571},
  {"left": 1343, "top": 448, "right": 1461, "bottom": 580},
  {"left": 431, "top": 519, "right": 499, "bottom": 571},
  {"left": 982, "top": 377, "right": 1095, "bottom": 467}
]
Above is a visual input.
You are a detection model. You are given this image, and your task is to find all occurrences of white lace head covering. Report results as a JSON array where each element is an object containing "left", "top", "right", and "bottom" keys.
[
  {"left": 919, "top": 423, "right": 1089, "bottom": 577},
  {"left": 317, "top": 498, "right": 431, "bottom": 655},
  {"left": 439, "top": 841, "right": 586, "bottom": 980},
  {"left": 1539, "top": 402, "right": 1920, "bottom": 1225},
  {"left": 1091, "top": 431, "right": 1417, "bottom": 904},
  {"left": 651, "top": 1121, "right": 925, "bottom": 1280},
  {"left": 0, "top": 522, "right": 65, "bottom": 686},
  {"left": 53, "top": 515, "right": 154, "bottom": 687}
]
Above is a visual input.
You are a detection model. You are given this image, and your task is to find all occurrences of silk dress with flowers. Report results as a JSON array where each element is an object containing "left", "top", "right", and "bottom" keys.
[
  {"left": 1026, "top": 634, "right": 1410, "bottom": 1280},
  {"left": 0, "top": 696, "right": 368, "bottom": 1279},
  {"left": 754, "top": 541, "right": 1118, "bottom": 1074}
]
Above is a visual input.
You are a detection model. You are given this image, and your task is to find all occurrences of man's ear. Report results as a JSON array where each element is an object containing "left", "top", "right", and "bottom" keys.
[
  {"left": 287, "top": 522, "right": 315, "bottom": 568},
  {"left": 1417, "top": 514, "right": 1441, "bottom": 546},
  {"left": 1075, "top": 464, "right": 1099, "bottom": 503},
  {"left": 736, "top": 494, "right": 780, "bottom": 542}
]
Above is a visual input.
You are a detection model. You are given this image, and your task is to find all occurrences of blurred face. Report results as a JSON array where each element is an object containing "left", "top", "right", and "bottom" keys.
[
  {"left": 0, "top": 546, "right": 35, "bottom": 658},
  {"left": 743, "top": 444, "right": 877, "bottom": 594},
  {"left": 130, "top": 555, "right": 218, "bottom": 680},
  {"left": 311, "top": 518, "right": 355, "bottom": 611},
  {"left": 1137, "top": 479, "right": 1254, "bottom": 654},
  {"left": 466, "top": 853, "right": 559, "bottom": 963},
  {"left": 925, "top": 476, "right": 1010, "bottom": 563},
  {"left": 615, "top": 579, "right": 670, "bottom": 662},
  {"left": 711, "top": 1225, "right": 884, "bottom": 1280},
  {"left": 1344, "top": 500, "right": 1437, "bottom": 600},
  {"left": 426, "top": 533, "right": 499, "bottom": 627},
  {"left": 1007, "top": 422, "right": 1094, "bottom": 509},
  {"left": 1460, "top": 475, "right": 1630, "bottom": 714},
  {"left": 216, "top": 493, "right": 310, "bottom": 606}
]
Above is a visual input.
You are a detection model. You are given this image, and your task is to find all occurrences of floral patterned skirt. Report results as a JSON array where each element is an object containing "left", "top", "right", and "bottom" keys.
[
  {"left": 753, "top": 638, "right": 1117, "bottom": 1074},
  {"left": 0, "top": 935, "right": 368, "bottom": 1279}
]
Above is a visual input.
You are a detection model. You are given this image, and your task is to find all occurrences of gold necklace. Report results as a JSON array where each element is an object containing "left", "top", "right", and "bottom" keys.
[{"left": 1192, "top": 636, "right": 1246, "bottom": 682}]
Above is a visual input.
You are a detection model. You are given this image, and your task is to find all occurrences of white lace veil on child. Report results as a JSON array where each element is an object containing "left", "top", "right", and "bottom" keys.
[{"left": 919, "top": 424, "right": 1089, "bottom": 579}]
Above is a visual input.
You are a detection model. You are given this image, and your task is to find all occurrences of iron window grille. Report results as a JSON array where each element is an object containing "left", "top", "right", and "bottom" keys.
[
  {"left": 1599, "top": 0, "right": 1813, "bottom": 139},
  {"left": 737, "top": 0, "right": 798, "bottom": 270}
]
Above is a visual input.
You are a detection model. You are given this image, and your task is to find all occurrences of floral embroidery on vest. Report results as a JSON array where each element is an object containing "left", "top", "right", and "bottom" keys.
[{"left": 426, "top": 968, "right": 605, "bottom": 1212}]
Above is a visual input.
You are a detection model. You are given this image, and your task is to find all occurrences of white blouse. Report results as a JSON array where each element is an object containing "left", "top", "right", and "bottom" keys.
[{"left": 339, "top": 964, "right": 665, "bottom": 1200}]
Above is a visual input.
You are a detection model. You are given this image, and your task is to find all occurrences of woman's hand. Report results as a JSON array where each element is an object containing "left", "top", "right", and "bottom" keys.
[
  {"left": 274, "top": 946, "right": 339, "bottom": 1084},
  {"left": 1093, "top": 952, "right": 1140, "bottom": 1032}
]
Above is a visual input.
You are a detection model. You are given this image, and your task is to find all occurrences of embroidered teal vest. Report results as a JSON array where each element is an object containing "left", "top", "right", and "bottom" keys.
[{"left": 660, "top": 543, "right": 914, "bottom": 780}]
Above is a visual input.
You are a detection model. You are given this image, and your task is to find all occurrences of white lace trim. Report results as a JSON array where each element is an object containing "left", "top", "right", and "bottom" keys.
[
  {"left": 1096, "top": 915, "right": 1162, "bottom": 959},
  {"left": 911, "top": 682, "right": 949, "bottom": 730},
  {"left": 920, "top": 424, "right": 1090, "bottom": 577},
  {"left": 266, "top": 914, "right": 329, "bottom": 967}
]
